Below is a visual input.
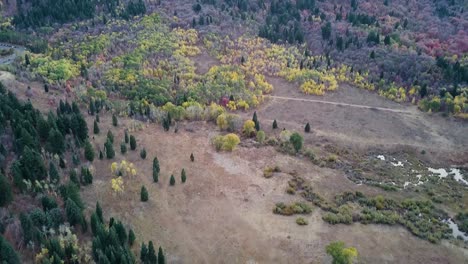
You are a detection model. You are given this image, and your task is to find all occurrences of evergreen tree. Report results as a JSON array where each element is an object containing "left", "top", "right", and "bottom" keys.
[
  {"left": 272, "top": 119, "right": 278, "bottom": 129},
  {"left": 0, "top": 173, "right": 13, "bottom": 206},
  {"left": 181, "top": 169, "right": 186, "bottom": 183},
  {"left": 44, "top": 84, "right": 49, "bottom": 93},
  {"left": 130, "top": 135, "right": 137, "bottom": 150},
  {"left": 140, "top": 148, "right": 147, "bottom": 159},
  {"left": 140, "top": 243, "right": 148, "bottom": 263},
  {"left": 148, "top": 241, "right": 157, "bottom": 264},
  {"left": 65, "top": 198, "right": 83, "bottom": 226},
  {"left": 124, "top": 130, "right": 129, "bottom": 143},
  {"left": 255, "top": 120, "right": 260, "bottom": 131},
  {"left": 96, "top": 114, "right": 100, "bottom": 123},
  {"left": 37, "top": 116, "right": 50, "bottom": 141},
  {"left": 290, "top": 132, "right": 304, "bottom": 153},
  {"left": 81, "top": 167, "right": 93, "bottom": 185},
  {"left": 153, "top": 157, "right": 160, "bottom": 183},
  {"left": 84, "top": 140, "right": 95, "bottom": 162},
  {"left": 190, "top": 153, "right": 194, "bottom": 162},
  {"left": 0, "top": 233, "right": 21, "bottom": 264},
  {"left": 93, "top": 120, "right": 100, "bottom": 134},
  {"left": 69, "top": 170, "right": 79, "bottom": 185},
  {"left": 99, "top": 150, "right": 104, "bottom": 160},
  {"left": 420, "top": 84, "right": 428, "bottom": 98},
  {"left": 59, "top": 156, "right": 66, "bottom": 168},
  {"left": 25, "top": 53, "right": 30, "bottom": 65},
  {"left": 128, "top": 229, "right": 136, "bottom": 246},
  {"left": 158, "top": 247, "right": 165, "bottom": 264},
  {"left": 46, "top": 128, "right": 65, "bottom": 154},
  {"left": 105, "top": 139, "right": 115, "bottom": 159},
  {"left": 170, "top": 175, "right": 175, "bottom": 186},
  {"left": 252, "top": 111, "right": 258, "bottom": 124},
  {"left": 49, "top": 162, "right": 60, "bottom": 183},
  {"left": 112, "top": 114, "right": 118, "bottom": 127},
  {"left": 89, "top": 100, "right": 95, "bottom": 115},
  {"left": 370, "top": 50, "right": 375, "bottom": 59},
  {"left": 107, "top": 130, "right": 114, "bottom": 144},
  {"left": 121, "top": 142, "right": 127, "bottom": 154},
  {"left": 141, "top": 186, "right": 148, "bottom": 202},
  {"left": 96, "top": 202, "right": 103, "bottom": 223},
  {"left": 305, "top": 122, "right": 311, "bottom": 133}
]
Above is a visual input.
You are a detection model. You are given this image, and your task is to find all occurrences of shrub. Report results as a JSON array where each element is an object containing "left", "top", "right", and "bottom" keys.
[
  {"left": 304, "top": 148, "right": 316, "bottom": 161},
  {"left": 140, "top": 148, "right": 147, "bottom": 159},
  {"left": 125, "top": 130, "right": 129, "bottom": 144},
  {"left": 290, "top": 132, "right": 303, "bottom": 153},
  {"left": 130, "top": 135, "right": 137, "bottom": 150},
  {"left": 256, "top": 130, "right": 266, "bottom": 143},
  {"left": 304, "top": 123, "right": 311, "bottom": 133},
  {"left": 286, "top": 187, "right": 296, "bottom": 195},
  {"left": 326, "top": 241, "right": 358, "bottom": 264},
  {"left": 242, "top": 120, "right": 256, "bottom": 136},
  {"left": 212, "top": 134, "right": 240, "bottom": 151},
  {"left": 273, "top": 202, "right": 312, "bottom": 215},
  {"left": 190, "top": 153, "right": 194, "bottom": 162},
  {"left": 153, "top": 157, "right": 160, "bottom": 183},
  {"left": 296, "top": 217, "right": 308, "bottom": 225},
  {"left": 141, "top": 186, "right": 148, "bottom": 202}
]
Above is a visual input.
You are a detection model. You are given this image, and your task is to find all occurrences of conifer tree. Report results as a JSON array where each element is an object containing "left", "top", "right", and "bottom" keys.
[
  {"left": 153, "top": 157, "right": 160, "bottom": 183},
  {"left": 105, "top": 139, "right": 115, "bottom": 159},
  {"left": 305, "top": 122, "right": 311, "bottom": 133},
  {"left": 190, "top": 153, "right": 194, "bottom": 162},
  {"left": 128, "top": 229, "right": 136, "bottom": 246},
  {"left": 84, "top": 140, "right": 95, "bottom": 162},
  {"left": 125, "top": 130, "right": 129, "bottom": 143},
  {"left": 96, "top": 114, "right": 100, "bottom": 123},
  {"left": 170, "top": 175, "right": 175, "bottom": 186},
  {"left": 121, "top": 142, "right": 127, "bottom": 154},
  {"left": 46, "top": 128, "right": 65, "bottom": 154},
  {"left": 107, "top": 130, "right": 114, "bottom": 144},
  {"left": 99, "top": 150, "right": 104, "bottom": 160},
  {"left": 272, "top": 119, "right": 278, "bottom": 129},
  {"left": 44, "top": 84, "right": 49, "bottom": 93},
  {"left": 140, "top": 148, "right": 147, "bottom": 159},
  {"left": 130, "top": 135, "right": 137, "bottom": 150},
  {"left": 59, "top": 156, "right": 66, "bottom": 168},
  {"left": 89, "top": 100, "right": 95, "bottom": 115},
  {"left": 181, "top": 169, "right": 186, "bottom": 183},
  {"left": 141, "top": 186, "right": 148, "bottom": 202},
  {"left": 112, "top": 114, "right": 118, "bottom": 126},
  {"left": 158, "top": 247, "right": 165, "bottom": 264},
  {"left": 93, "top": 120, "right": 100, "bottom": 134},
  {"left": 0, "top": 173, "right": 13, "bottom": 206},
  {"left": 140, "top": 243, "right": 148, "bottom": 263},
  {"left": 96, "top": 202, "right": 103, "bottom": 223},
  {"left": 252, "top": 111, "right": 258, "bottom": 124},
  {"left": 49, "top": 162, "right": 60, "bottom": 183},
  {"left": 148, "top": 241, "right": 157, "bottom": 264}
]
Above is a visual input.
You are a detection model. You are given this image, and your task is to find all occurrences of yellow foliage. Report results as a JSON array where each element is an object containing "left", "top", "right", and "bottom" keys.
[
  {"left": 243, "top": 120, "right": 256, "bottom": 135},
  {"left": 301, "top": 80, "right": 325, "bottom": 95},
  {"left": 216, "top": 113, "right": 229, "bottom": 130},
  {"left": 236, "top": 99, "right": 250, "bottom": 111},
  {"left": 111, "top": 177, "right": 124, "bottom": 193},
  {"left": 227, "top": 101, "right": 237, "bottom": 111}
]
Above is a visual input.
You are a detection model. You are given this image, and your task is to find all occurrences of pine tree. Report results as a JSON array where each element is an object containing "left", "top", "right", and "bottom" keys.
[
  {"left": 181, "top": 169, "right": 186, "bottom": 183},
  {"left": 65, "top": 198, "right": 82, "bottom": 226},
  {"left": 0, "top": 173, "right": 13, "bottom": 206},
  {"left": 255, "top": 120, "right": 260, "bottom": 131},
  {"left": 148, "top": 241, "right": 157, "bottom": 264},
  {"left": 49, "top": 162, "right": 60, "bottom": 183},
  {"left": 112, "top": 114, "right": 118, "bottom": 127},
  {"left": 252, "top": 111, "right": 258, "bottom": 124},
  {"left": 124, "top": 130, "right": 129, "bottom": 143},
  {"left": 46, "top": 128, "right": 65, "bottom": 154},
  {"left": 141, "top": 186, "right": 148, "bottom": 202},
  {"left": 190, "top": 153, "right": 194, "bottom": 162},
  {"left": 170, "top": 175, "right": 175, "bottom": 186},
  {"left": 93, "top": 120, "right": 100, "bottom": 134},
  {"left": 140, "top": 148, "right": 147, "bottom": 159},
  {"left": 158, "top": 247, "right": 165, "bottom": 264},
  {"left": 0, "top": 235, "right": 20, "bottom": 264},
  {"left": 130, "top": 135, "right": 137, "bottom": 150},
  {"left": 59, "top": 156, "right": 66, "bottom": 168},
  {"left": 96, "top": 202, "right": 103, "bottom": 223},
  {"left": 153, "top": 157, "right": 160, "bottom": 183},
  {"left": 70, "top": 170, "right": 79, "bottom": 185},
  {"left": 89, "top": 100, "right": 95, "bottom": 115},
  {"left": 84, "top": 140, "right": 95, "bottom": 162},
  {"left": 140, "top": 243, "right": 148, "bottom": 263},
  {"left": 81, "top": 167, "right": 93, "bottom": 185},
  {"left": 305, "top": 122, "right": 311, "bottom": 133},
  {"left": 121, "top": 143, "right": 127, "bottom": 154},
  {"left": 96, "top": 114, "right": 100, "bottom": 123},
  {"left": 128, "top": 229, "right": 136, "bottom": 246},
  {"left": 99, "top": 150, "right": 104, "bottom": 160},
  {"left": 272, "top": 119, "right": 278, "bottom": 129},
  {"left": 44, "top": 84, "right": 49, "bottom": 93},
  {"left": 107, "top": 130, "right": 114, "bottom": 144},
  {"left": 25, "top": 53, "right": 30, "bottom": 65},
  {"left": 105, "top": 139, "right": 115, "bottom": 159}
]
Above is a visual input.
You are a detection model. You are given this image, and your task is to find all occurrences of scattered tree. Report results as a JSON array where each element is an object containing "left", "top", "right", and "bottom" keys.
[
  {"left": 170, "top": 175, "right": 175, "bottom": 186},
  {"left": 305, "top": 123, "right": 311, "bottom": 133},
  {"left": 105, "top": 139, "right": 115, "bottom": 159},
  {"left": 84, "top": 140, "right": 95, "bottom": 162},
  {"left": 141, "top": 186, "right": 148, "bottom": 202},
  {"left": 130, "top": 135, "right": 137, "bottom": 150},
  {"left": 190, "top": 153, "right": 194, "bottom": 162},
  {"left": 272, "top": 119, "right": 278, "bottom": 129},
  {"left": 93, "top": 120, "right": 100, "bottom": 134},
  {"left": 112, "top": 114, "right": 118, "bottom": 127},
  {"left": 121, "top": 142, "right": 127, "bottom": 154},
  {"left": 181, "top": 169, "right": 186, "bottom": 183},
  {"left": 290, "top": 132, "right": 303, "bottom": 153},
  {"left": 140, "top": 148, "right": 147, "bottom": 159},
  {"left": 0, "top": 173, "right": 13, "bottom": 206}
]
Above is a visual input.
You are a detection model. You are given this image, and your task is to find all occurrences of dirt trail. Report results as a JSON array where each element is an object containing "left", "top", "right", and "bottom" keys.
[{"left": 266, "top": 95, "right": 413, "bottom": 114}]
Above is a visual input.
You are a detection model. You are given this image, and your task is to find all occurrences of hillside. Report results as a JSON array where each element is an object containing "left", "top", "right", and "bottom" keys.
[{"left": 0, "top": 0, "right": 467, "bottom": 263}]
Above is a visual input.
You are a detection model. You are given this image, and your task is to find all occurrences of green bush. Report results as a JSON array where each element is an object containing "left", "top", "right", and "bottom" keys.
[
  {"left": 296, "top": 217, "right": 308, "bottom": 225},
  {"left": 141, "top": 186, "right": 148, "bottom": 202}
]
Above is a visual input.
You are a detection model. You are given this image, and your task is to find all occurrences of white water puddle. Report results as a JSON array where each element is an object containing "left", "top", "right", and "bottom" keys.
[
  {"left": 444, "top": 219, "right": 468, "bottom": 241},
  {"left": 428, "top": 168, "right": 468, "bottom": 185}
]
